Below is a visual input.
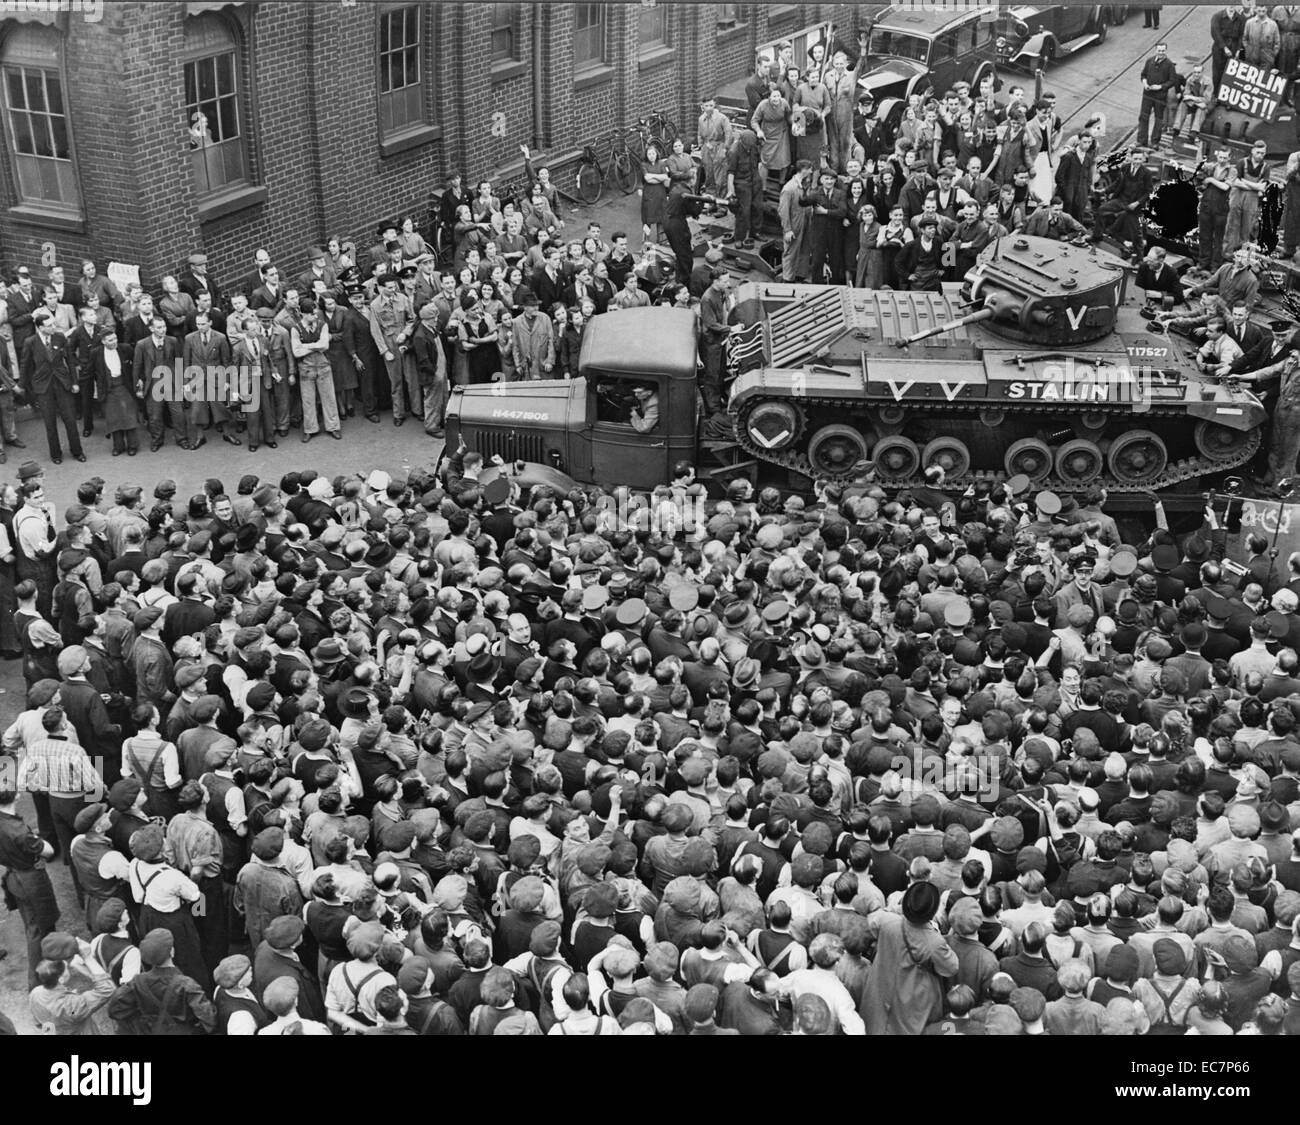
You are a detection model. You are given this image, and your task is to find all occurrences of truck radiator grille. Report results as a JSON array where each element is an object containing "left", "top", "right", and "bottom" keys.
[{"left": 475, "top": 428, "right": 546, "bottom": 464}]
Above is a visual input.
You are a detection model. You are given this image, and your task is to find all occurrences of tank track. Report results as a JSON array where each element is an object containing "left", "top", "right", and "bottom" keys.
[{"left": 728, "top": 395, "right": 1263, "bottom": 493}]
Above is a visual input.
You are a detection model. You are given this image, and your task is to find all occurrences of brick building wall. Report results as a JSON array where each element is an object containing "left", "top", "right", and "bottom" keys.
[{"left": 0, "top": 2, "right": 873, "bottom": 295}]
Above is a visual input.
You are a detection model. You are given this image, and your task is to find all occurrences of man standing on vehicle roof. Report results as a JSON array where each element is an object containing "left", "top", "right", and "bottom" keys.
[
  {"left": 1137, "top": 43, "right": 1178, "bottom": 150},
  {"left": 697, "top": 98, "right": 734, "bottom": 201},
  {"left": 1211, "top": 5, "right": 1247, "bottom": 90},
  {"left": 824, "top": 51, "right": 862, "bottom": 175}
]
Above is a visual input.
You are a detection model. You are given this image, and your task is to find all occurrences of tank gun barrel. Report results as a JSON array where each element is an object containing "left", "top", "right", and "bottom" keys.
[{"left": 896, "top": 306, "right": 995, "bottom": 348}]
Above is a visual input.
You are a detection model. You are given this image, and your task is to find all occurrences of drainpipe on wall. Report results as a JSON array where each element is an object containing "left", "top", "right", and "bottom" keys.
[{"left": 531, "top": 3, "right": 544, "bottom": 150}]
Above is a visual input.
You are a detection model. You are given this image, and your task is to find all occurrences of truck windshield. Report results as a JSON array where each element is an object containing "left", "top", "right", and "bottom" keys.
[{"left": 868, "top": 29, "right": 930, "bottom": 64}]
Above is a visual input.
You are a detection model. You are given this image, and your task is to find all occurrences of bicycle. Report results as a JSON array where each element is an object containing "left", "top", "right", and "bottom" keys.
[
  {"left": 575, "top": 128, "right": 640, "bottom": 205},
  {"left": 626, "top": 109, "right": 679, "bottom": 162}
]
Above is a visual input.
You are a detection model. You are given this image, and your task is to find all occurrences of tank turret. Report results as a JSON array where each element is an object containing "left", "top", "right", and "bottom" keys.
[
  {"left": 724, "top": 234, "right": 1267, "bottom": 493},
  {"left": 914, "top": 236, "right": 1125, "bottom": 347}
]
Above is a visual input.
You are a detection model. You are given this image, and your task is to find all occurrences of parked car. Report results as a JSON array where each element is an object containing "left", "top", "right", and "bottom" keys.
[
  {"left": 993, "top": 5, "right": 1127, "bottom": 72},
  {"left": 856, "top": 6, "right": 1001, "bottom": 133}
]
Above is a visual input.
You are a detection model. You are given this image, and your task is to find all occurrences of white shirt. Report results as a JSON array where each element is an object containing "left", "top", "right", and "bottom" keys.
[
  {"left": 128, "top": 859, "right": 201, "bottom": 912},
  {"left": 257, "top": 1013, "right": 331, "bottom": 1035},
  {"left": 325, "top": 960, "right": 396, "bottom": 1023},
  {"left": 777, "top": 966, "right": 866, "bottom": 1035}
]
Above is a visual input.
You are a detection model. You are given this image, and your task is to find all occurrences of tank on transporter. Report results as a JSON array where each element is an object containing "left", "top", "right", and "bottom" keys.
[{"left": 726, "top": 234, "right": 1268, "bottom": 493}]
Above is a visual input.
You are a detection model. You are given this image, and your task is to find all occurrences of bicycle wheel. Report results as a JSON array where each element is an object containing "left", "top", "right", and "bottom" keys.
[
  {"left": 626, "top": 127, "right": 647, "bottom": 163},
  {"left": 576, "top": 160, "right": 602, "bottom": 205},
  {"left": 656, "top": 115, "right": 679, "bottom": 147},
  {"left": 612, "top": 149, "right": 639, "bottom": 195}
]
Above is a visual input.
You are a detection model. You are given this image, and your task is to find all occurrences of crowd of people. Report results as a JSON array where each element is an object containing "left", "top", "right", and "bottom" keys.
[
  {"left": 0, "top": 161, "right": 719, "bottom": 472},
  {"left": 714, "top": 4, "right": 1300, "bottom": 292},
  {"left": 3, "top": 4, "right": 1300, "bottom": 1042},
  {"left": 0, "top": 442, "right": 1297, "bottom": 1037}
]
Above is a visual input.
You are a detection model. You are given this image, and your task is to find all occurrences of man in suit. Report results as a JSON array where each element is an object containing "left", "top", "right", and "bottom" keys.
[
  {"left": 562, "top": 264, "right": 596, "bottom": 310},
  {"left": 530, "top": 245, "right": 566, "bottom": 312},
  {"left": 120, "top": 293, "right": 157, "bottom": 355},
  {"left": 1223, "top": 302, "right": 1269, "bottom": 371},
  {"left": 132, "top": 314, "right": 191, "bottom": 454},
  {"left": 239, "top": 249, "right": 272, "bottom": 301},
  {"left": 162, "top": 572, "right": 217, "bottom": 649},
  {"left": 186, "top": 291, "right": 227, "bottom": 337},
  {"left": 178, "top": 251, "right": 222, "bottom": 309},
  {"left": 66, "top": 306, "right": 102, "bottom": 439},
  {"left": 231, "top": 312, "right": 277, "bottom": 454},
  {"left": 6, "top": 266, "right": 44, "bottom": 357},
  {"left": 341, "top": 287, "right": 382, "bottom": 423},
  {"left": 368, "top": 273, "right": 415, "bottom": 427},
  {"left": 183, "top": 311, "right": 241, "bottom": 446},
  {"left": 250, "top": 265, "right": 286, "bottom": 313},
  {"left": 21, "top": 310, "right": 83, "bottom": 464},
  {"left": 296, "top": 247, "right": 336, "bottom": 296}
]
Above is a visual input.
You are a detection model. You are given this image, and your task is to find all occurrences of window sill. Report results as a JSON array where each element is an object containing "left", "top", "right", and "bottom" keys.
[
  {"left": 491, "top": 59, "right": 528, "bottom": 84},
  {"left": 573, "top": 64, "right": 615, "bottom": 92},
  {"left": 5, "top": 205, "right": 86, "bottom": 235},
  {"left": 637, "top": 46, "right": 676, "bottom": 74},
  {"left": 195, "top": 183, "right": 269, "bottom": 223},
  {"left": 379, "top": 123, "right": 443, "bottom": 159},
  {"left": 767, "top": 7, "right": 800, "bottom": 27},
  {"left": 716, "top": 22, "right": 748, "bottom": 42}
]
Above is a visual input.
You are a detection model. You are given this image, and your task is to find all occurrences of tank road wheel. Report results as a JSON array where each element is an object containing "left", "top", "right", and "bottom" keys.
[
  {"left": 1107, "top": 429, "right": 1168, "bottom": 484},
  {"left": 921, "top": 437, "right": 971, "bottom": 479},
  {"left": 869, "top": 434, "right": 921, "bottom": 482},
  {"left": 744, "top": 401, "right": 803, "bottom": 451},
  {"left": 1055, "top": 438, "right": 1104, "bottom": 485},
  {"left": 1005, "top": 437, "right": 1053, "bottom": 482},
  {"left": 1194, "top": 420, "right": 1252, "bottom": 464},
  {"left": 807, "top": 424, "right": 870, "bottom": 477}
]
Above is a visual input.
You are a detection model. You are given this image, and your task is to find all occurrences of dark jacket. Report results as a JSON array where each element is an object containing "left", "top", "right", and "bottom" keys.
[{"left": 21, "top": 331, "right": 75, "bottom": 397}]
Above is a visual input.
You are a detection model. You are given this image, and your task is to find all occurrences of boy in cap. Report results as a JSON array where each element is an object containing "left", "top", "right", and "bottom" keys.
[
  {"left": 684, "top": 982, "right": 736, "bottom": 1034},
  {"left": 29, "top": 931, "right": 116, "bottom": 1034},
  {"left": 325, "top": 920, "right": 396, "bottom": 1032},
  {"left": 106, "top": 928, "right": 216, "bottom": 1035},
  {"left": 258, "top": 975, "right": 331, "bottom": 1035}
]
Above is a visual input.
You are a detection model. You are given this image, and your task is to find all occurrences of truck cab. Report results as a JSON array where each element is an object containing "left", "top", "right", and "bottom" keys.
[{"left": 443, "top": 307, "right": 700, "bottom": 491}]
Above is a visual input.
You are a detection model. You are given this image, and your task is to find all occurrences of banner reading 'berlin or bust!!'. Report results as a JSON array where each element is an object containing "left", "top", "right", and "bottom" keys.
[{"left": 1215, "top": 56, "right": 1288, "bottom": 121}]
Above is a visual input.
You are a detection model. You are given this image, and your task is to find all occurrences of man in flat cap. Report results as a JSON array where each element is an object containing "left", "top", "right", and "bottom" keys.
[
  {"left": 29, "top": 930, "right": 115, "bottom": 1034},
  {"left": 253, "top": 913, "right": 327, "bottom": 1024},
  {"left": 235, "top": 827, "right": 304, "bottom": 949},
  {"left": 131, "top": 605, "right": 174, "bottom": 715},
  {"left": 178, "top": 251, "right": 223, "bottom": 309},
  {"left": 106, "top": 928, "right": 216, "bottom": 1035}
]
